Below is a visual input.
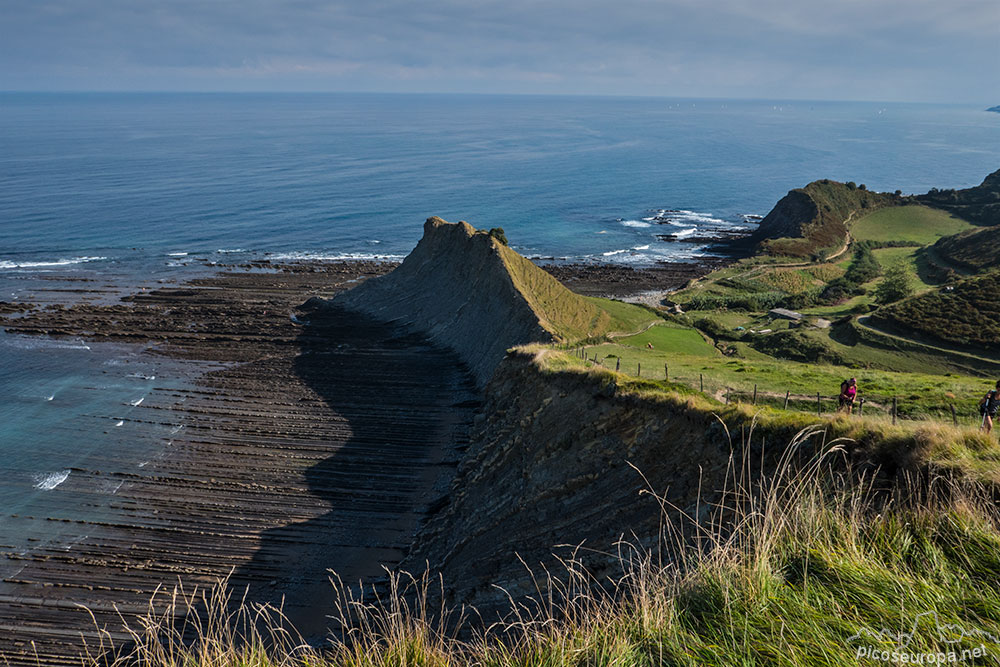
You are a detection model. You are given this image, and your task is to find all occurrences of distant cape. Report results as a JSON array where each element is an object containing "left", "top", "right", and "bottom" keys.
[{"left": 988, "top": 106, "right": 1000, "bottom": 113}]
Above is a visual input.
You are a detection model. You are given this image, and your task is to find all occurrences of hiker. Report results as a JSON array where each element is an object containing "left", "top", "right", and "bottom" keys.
[
  {"left": 978, "top": 380, "right": 1000, "bottom": 433},
  {"left": 839, "top": 377, "right": 857, "bottom": 413}
]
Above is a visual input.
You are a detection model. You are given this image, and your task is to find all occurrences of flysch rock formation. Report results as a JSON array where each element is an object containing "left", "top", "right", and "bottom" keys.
[{"left": 331, "top": 217, "right": 611, "bottom": 387}]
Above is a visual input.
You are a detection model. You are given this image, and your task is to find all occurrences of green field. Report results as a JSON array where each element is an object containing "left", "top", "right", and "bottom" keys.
[
  {"left": 614, "top": 322, "right": 716, "bottom": 356},
  {"left": 585, "top": 325, "right": 991, "bottom": 421},
  {"left": 851, "top": 205, "right": 972, "bottom": 244},
  {"left": 584, "top": 296, "right": 661, "bottom": 335}
]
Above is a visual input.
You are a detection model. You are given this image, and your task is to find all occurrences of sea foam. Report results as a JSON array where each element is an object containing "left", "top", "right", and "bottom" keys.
[
  {"left": 0, "top": 256, "right": 106, "bottom": 270},
  {"left": 33, "top": 470, "right": 71, "bottom": 491}
]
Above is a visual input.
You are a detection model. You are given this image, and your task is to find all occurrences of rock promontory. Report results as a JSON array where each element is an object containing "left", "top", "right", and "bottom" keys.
[
  {"left": 332, "top": 217, "right": 614, "bottom": 386},
  {"left": 751, "top": 179, "right": 894, "bottom": 257}
]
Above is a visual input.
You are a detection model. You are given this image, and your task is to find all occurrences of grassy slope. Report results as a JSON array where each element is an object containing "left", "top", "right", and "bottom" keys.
[
  {"left": 876, "top": 271, "right": 1000, "bottom": 351},
  {"left": 587, "top": 328, "right": 992, "bottom": 421},
  {"left": 495, "top": 241, "right": 659, "bottom": 342},
  {"left": 935, "top": 226, "right": 1000, "bottom": 271},
  {"left": 851, "top": 205, "right": 971, "bottom": 244}
]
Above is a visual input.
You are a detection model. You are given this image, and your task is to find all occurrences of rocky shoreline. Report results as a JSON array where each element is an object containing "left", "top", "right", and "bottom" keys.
[
  {"left": 0, "top": 253, "right": 732, "bottom": 663},
  {"left": 0, "top": 262, "right": 478, "bottom": 663}
]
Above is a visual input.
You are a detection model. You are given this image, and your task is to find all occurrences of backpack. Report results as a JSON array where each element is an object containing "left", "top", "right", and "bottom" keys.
[{"left": 984, "top": 390, "right": 1000, "bottom": 416}]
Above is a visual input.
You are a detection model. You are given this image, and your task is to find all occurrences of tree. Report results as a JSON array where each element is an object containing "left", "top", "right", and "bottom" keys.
[
  {"left": 874, "top": 265, "right": 913, "bottom": 305},
  {"left": 488, "top": 227, "right": 508, "bottom": 245}
]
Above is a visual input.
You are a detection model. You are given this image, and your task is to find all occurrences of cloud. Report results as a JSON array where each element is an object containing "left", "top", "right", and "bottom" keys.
[{"left": 0, "top": 0, "right": 996, "bottom": 101}]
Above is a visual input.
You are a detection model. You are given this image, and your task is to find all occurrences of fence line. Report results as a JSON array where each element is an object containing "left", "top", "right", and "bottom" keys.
[{"left": 577, "top": 353, "right": 981, "bottom": 426}]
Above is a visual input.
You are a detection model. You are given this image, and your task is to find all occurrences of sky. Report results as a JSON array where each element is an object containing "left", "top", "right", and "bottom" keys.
[{"left": 1, "top": 0, "right": 998, "bottom": 103}]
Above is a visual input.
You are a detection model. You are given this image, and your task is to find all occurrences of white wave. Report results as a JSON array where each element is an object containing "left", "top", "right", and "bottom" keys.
[
  {"left": 672, "top": 227, "right": 698, "bottom": 239},
  {"left": 126, "top": 373, "right": 156, "bottom": 380},
  {"left": 619, "top": 220, "right": 652, "bottom": 228},
  {"left": 166, "top": 252, "right": 189, "bottom": 257},
  {"left": 46, "top": 394, "right": 55, "bottom": 401},
  {"left": 33, "top": 470, "right": 70, "bottom": 491},
  {"left": 0, "top": 256, "right": 106, "bottom": 270},
  {"left": 366, "top": 239, "right": 382, "bottom": 244},
  {"left": 4, "top": 337, "right": 91, "bottom": 351},
  {"left": 602, "top": 249, "right": 629, "bottom": 257},
  {"left": 138, "top": 461, "right": 149, "bottom": 468},
  {"left": 633, "top": 245, "right": 650, "bottom": 250},
  {"left": 596, "top": 230, "right": 608, "bottom": 234},
  {"left": 130, "top": 397, "right": 144, "bottom": 407},
  {"left": 268, "top": 251, "right": 405, "bottom": 262},
  {"left": 115, "top": 420, "right": 124, "bottom": 427},
  {"left": 649, "top": 209, "right": 728, "bottom": 226},
  {"left": 169, "top": 424, "right": 184, "bottom": 434},
  {"left": 215, "top": 248, "right": 247, "bottom": 254}
]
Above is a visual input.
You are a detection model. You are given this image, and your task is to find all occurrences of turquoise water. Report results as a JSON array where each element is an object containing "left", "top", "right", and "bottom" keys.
[{"left": 1, "top": 93, "right": 998, "bottom": 558}]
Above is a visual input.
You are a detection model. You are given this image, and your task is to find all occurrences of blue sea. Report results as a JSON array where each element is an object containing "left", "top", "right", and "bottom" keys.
[{"left": 1, "top": 92, "right": 998, "bottom": 568}]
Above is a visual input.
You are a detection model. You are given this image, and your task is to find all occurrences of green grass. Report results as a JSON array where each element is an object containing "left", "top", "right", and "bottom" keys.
[
  {"left": 491, "top": 240, "right": 660, "bottom": 343},
  {"left": 614, "top": 323, "right": 717, "bottom": 357},
  {"left": 851, "top": 205, "right": 971, "bottom": 245},
  {"left": 583, "top": 296, "right": 661, "bottom": 335},
  {"left": 584, "top": 330, "right": 991, "bottom": 422}
]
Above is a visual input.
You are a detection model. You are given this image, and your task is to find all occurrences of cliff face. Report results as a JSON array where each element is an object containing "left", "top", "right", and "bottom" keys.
[
  {"left": 332, "top": 217, "right": 610, "bottom": 387},
  {"left": 401, "top": 351, "right": 774, "bottom": 613}
]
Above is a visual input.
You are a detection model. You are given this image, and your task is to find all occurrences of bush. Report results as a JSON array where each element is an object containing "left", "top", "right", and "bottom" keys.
[
  {"left": 874, "top": 265, "right": 913, "bottom": 305},
  {"left": 694, "top": 317, "right": 746, "bottom": 341},
  {"left": 817, "top": 243, "right": 881, "bottom": 304},
  {"left": 488, "top": 227, "right": 509, "bottom": 245}
]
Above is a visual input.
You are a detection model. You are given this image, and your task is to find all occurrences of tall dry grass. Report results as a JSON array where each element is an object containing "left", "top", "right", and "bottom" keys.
[{"left": 44, "top": 424, "right": 1000, "bottom": 666}]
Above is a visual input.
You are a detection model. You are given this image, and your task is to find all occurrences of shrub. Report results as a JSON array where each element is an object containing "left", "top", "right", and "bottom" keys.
[
  {"left": 874, "top": 265, "right": 913, "bottom": 305},
  {"left": 488, "top": 227, "right": 509, "bottom": 245}
]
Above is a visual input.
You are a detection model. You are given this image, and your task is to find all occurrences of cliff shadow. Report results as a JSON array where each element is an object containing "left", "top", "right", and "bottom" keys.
[{"left": 229, "top": 304, "right": 479, "bottom": 642}]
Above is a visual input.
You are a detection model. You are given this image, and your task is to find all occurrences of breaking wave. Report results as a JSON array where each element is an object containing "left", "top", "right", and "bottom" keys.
[
  {"left": 0, "top": 256, "right": 106, "bottom": 270},
  {"left": 33, "top": 470, "right": 71, "bottom": 491}
]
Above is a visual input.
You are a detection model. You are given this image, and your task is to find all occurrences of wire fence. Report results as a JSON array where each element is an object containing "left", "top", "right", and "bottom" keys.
[{"left": 569, "top": 346, "right": 986, "bottom": 427}]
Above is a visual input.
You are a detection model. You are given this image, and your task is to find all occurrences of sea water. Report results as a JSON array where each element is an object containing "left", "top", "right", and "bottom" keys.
[{"left": 1, "top": 92, "right": 998, "bottom": 562}]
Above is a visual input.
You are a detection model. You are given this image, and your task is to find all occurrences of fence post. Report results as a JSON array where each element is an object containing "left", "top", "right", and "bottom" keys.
[
  {"left": 752, "top": 384, "right": 758, "bottom": 405},
  {"left": 664, "top": 364, "right": 668, "bottom": 381},
  {"left": 816, "top": 392, "right": 821, "bottom": 416},
  {"left": 951, "top": 404, "right": 957, "bottom": 426},
  {"left": 615, "top": 358, "right": 620, "bottom": 372},
  {"left": 725, "top": 388, "right": 730, "bottom": 405},
  {"left": 700, "top": 373, "right": 704, "bottom": 392},
  {"left": 859, "top": 397, "right": 865, "bottom": 416},
  {"left": 892, "top": 396, "right": 898, "bottom": 425},
  {"left": 637, "top": 362, "right": 641, "bottom": 377},
  {"left": 783, "top": 390, "right": 790, "bottom": 410}
]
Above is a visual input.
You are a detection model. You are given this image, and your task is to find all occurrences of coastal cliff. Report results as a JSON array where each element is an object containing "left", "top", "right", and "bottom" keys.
[
  {"left": 751, "top": 179, "right": 895, "bottom": 257},
  {"left": 400, "top": 349, "right": 828, "bottom": 612},
  {"left": 332, "top": 217, "right": 613, "bottom": 387}
]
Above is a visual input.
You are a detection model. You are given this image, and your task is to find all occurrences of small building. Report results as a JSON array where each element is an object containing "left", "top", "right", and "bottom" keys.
[{"left": 768, "top": 308, "right": 803, "bottom": 321}]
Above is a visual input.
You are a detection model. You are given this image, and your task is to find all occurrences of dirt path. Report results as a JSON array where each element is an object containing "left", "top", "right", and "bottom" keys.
[
  {"left": 711, "top": 386, "right": 887, "bottom": 410},
  {"left": 606, "top": 319, "right": 663, "bottom": 340}
]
